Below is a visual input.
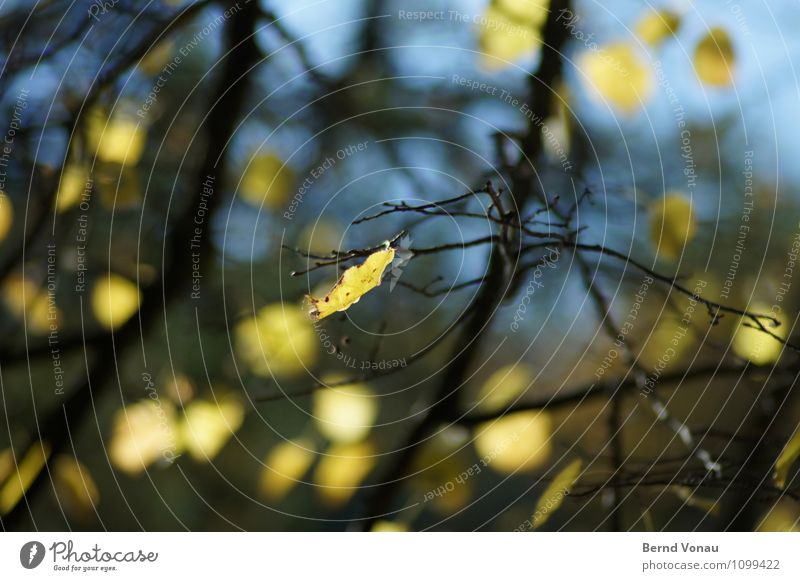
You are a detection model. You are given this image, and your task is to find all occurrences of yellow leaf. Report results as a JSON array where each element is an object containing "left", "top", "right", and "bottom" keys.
[
  {"left": 474, "top": 411, "right": 551, "bottom": 474},
  {"left": 260, "top": 438, "right": 316, "bottom": 501},
  {"left": 0, "top": 442, "right": 51, "bottom": 515},
  {"left": 307, "top": 247, "right": 395, "bottom": 321},
  {"left": 180, "top": 395, "right": 244, "bottom": 461},
  {"left": 413, "top": 427, "right": 473, "bottom": 514},
  {"left": 477, "top": 364, "right": 534, "bottom": 412},
  {"left": 732, "top": 302, "right": 787, "bottom": 366},
  {"left": 694, "top": 27, "right": 735, "bottom": 87},
  {"left": 55, "top": 165, "right": 91, "bottom": 212},
  {"left": 649, "top": 192, "right": 696, "bottom": 261},
  {"left": 774, "top": 427, "right": 800, "bottom": 489},
  {"left": 533, "top": 458, "right": 582, "bottom": 529},
  {"left": 91, "top": 273, "right": 141, "bottom": 330},
  {"left": 313, "top": 377, "right": 377, "bottom": 444},
  {"left": 636, "top": 9, "right": 681, "bottom": 46},
  {"left": 578, "top": 43, "right": 653, "bottom": 113},
  {"left": 239, "top": 153, "right": 294, "bottom": 208},
  {"left": 671, "top": 485, "right": 720, "bottom": 516},
  {"left": 109, "top": 400, "right": 180, "bottom": 475},
  {"left": 1, "top": 275, "right": 57, "bottom": 335},
  {"left": 314, "top": 441, "right": 376, "bottom": 506},
  {"left": 54, "top": 456, "right": 100, "bottom": 521},
  {"left": 234, "top": 302, "right": 317, "bottom": 378},
  {"left": 88, "top": 108, "right": 146, "bottom": 166},
  {"left": 496, "top": 0, "right": 549, "bottom": 25},
  {"left": 371, "top": 520, "right": 409, "bottom": 532},
  {"left": 139, "top": 40, "right": 175, "bottom": 76},
  {"left": 478, "top": 5, "right": 541, "bottom": 70},
  {"left": 0, "top": 192, "right": 12, "bottom": 241},
  {"left": 757, "top": 499, "right": 800, "bottom": 532}
]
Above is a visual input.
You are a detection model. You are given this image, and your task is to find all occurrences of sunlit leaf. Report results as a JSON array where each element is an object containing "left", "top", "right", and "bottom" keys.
[
  {"left": 307, "top": 247, "right": 395, "bottom": 321},
  {"left": 0, "top": 442, "right": 51, "bottom": 515},
  {"left": 314, "top": 441, "right": 376, "bottom": 506},
  {"left": 0, "top": 192, "right": 13, "bottom": 241},
  {"left": 54, "top": 456, "right": 100, "bottom": 521},
  {"left": 55, "top": 165, "right": 91, "bottom": 212},
  {"left": 239, "top": 153, "right": 294, "bottom": 208},
  {"left": 180, "top": 395, "right": 244, "bottom": 462},
  {"left": 234, "top": 302, "right": 317, "bottom": 378},
  {"left": 88, "top": 108, "right": 146, "bottom": 166},
  {"left": 371, "top": 520, "right": 409, "bottom": 532},
  {"left": 91, "top": 273, "right": 142, "bottom": 330},
  {"left": 313, "top": 376, "right": 377, "bottom": 444},
  {"left": 474, "top": 411, "right": 551, "bottom": 474},
  {"left": 774, "top": 427, "right": 800, "bottom": 489},
  {"left": 732, "top": 303, "right": 787, "bottom": 365},
  {"left": 478, "top": 4, "right": 543, "bottom": 70},
  {"left": 532, "top": 458, "right": 582, "bottom": 529},
  {"left": 636, "top": 9, "right": 681, "bottom": 46},
  {"left": 649, "top": 192, "right": 696, "bottom": 261},
  {"left": 694, "top": 27, "right": 735, "bottom": 87},
  {"left": 109, "top": 400, "right": 180, "bottom": 475},
  {"left": 578, "top": 43, "right": 653, "bottom": 113},
  {"left": 476, "top": 364, "right": 534, "bottom": 412},
  {"left": 259, "top": 438, "right": 316, "bottom": 501}
]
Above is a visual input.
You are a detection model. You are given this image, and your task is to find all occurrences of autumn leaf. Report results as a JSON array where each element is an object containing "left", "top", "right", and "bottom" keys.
[
  {"left": 774, "top": 428, "right": 800, "bottom": 489},
  {"left": 532, "top": 458, "right": 582, "bottom": 529},
  {"left": 306, "top": 247, "right": 395, "bottom": 321}
]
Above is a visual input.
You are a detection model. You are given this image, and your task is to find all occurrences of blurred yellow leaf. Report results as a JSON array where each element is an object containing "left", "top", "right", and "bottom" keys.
[
  {"left": 774, "top": 427, "right": 800, "bottom": 489},
  {"left": 533, "top": 458, "right": 582, "bottom": 529},
  {"left": 313, "top": 377, "right": 377, "bottom": 444},
  {"left": 97, "top": 165, "right": 142, "bottom": 209},
  {"left": 55, "top": 165, "right": 90, "bottom": 212},
  {"left": 88, "top": 108, "right": 146, "bottom": 166},
  {"left": 307, "top": 247, "right": 395, "bottom": 321},
  {"left": 91, "top": 273, "right": 141, "bottom": 330},
  {"left": 477, "top": 364, "right": 534, "bottom": 412},
  {"left": 299, "top": 220, "right": 342, "bottom": 255},
  {"left": 259, "top": 438, "right": 316, "bottom": 501},
  {"left": 732, "top": 303, "right": 787, "bottom": 365},
  {"left": 0, "top": 448, "right": 12, "bottom": 483},
  {"left": 0, "top": 442, "right": 51, "bottom": 515},
  {"left": 139, "top": 40, "right": 175, "bottom": 76},
  {"left": 0, "top": 192, "right": 12, "bottom": 241},
  {"left": 671, "top": 485, "right": 720, "bottom": 516},
  {"left": 239, "top": 153, "right": 294, "bottom": 208},
  {"left": 474, "top": 411, "right": 551, "bottom": 474},
  {"left": 649, "top": 192, "right": 696, "bottom": 261},
  {"left": 371, "top": 520, "right": 409, "bottom": 532},
  {"left": 235, "top": 302, "right": 317, "bottom": 378},
  {"left": 636, "top": 9, "right": 681, "bottom": 46},
  {"left": 757, "top": 499, "right": 800, "bottom": 532},
  {"left": 413, "top": 427, "right": 473, "bottom": 513},
  {"left": 478, "top": 4, "right": 544, "bottom": 70},
  {"left": 180, "top": 395, "right": 244, "bottom": 462},
  {"left": 54, "top": 456, "right": 100, "bottom": 521},
  {"left": 109, "top": 400, "right": 180, "bottom": 475},
  {"left": 694, "top": 27, "right": 735, "bottom": 87},
  {"left": 578, "top": 43, "right": 653, "bottom": 113},
  {"left": 1, "top": 275, "right": 57, "bottom": 335},
  {"left": 314, "top": 441, "right": 376, "bottom": 506},
  {"left": 637, "top": 316, "right": 696, "bottom": 371}
]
